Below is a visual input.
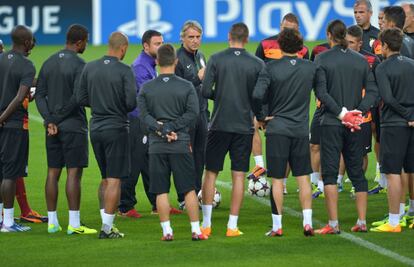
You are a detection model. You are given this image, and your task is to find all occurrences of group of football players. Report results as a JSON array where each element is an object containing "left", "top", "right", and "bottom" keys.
[{"left": 0, "top": 0, "right": 413, "bottom": 240}]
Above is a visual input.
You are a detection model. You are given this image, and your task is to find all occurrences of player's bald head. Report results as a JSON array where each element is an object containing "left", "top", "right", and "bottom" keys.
[
  {"left": 11, "top": 25, "right": 33, "bottom": 46},
  {"left": 108, "top": 31, "right": 129, "bottom": 50}
]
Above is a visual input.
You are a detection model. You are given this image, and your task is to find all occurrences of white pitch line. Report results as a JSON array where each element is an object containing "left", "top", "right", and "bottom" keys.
[{"left": 216, "top": 180, "right": 414, "bottom": 267}]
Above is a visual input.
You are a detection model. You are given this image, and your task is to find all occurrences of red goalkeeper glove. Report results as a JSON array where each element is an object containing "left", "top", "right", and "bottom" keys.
[{"left": 342, "top": 110, "right": 363, "bottom": 132}]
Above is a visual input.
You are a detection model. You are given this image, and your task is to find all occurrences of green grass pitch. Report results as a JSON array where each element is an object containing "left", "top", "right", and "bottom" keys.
[{"left": 0, "top": 41, "right": 413, "bottom": 267}]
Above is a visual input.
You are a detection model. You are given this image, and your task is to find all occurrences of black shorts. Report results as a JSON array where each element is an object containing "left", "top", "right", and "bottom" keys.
[
  {"left": 90, "top": 128, "right": 130, "bottom": 179},
  {"left": 309, "top": 109, "right": 321, "bottom": 145},
  {"left": 149, "top": 153, "right": 196, "bottom": 195},
  {"left": 46, "top": 132, "right": 88, "bottom": 169},
  {"left": 266, "top": 134, "right": 312, "bottom": 178},
  {"left": 205, "top": 131, "right": 253, "bottom": 172},
  {"left": 360, "top": 122, "right": 372, "bottom": 156},
  {"left": 0, "top": 128, "right": 28, "bottom": 180},
  {"left": 380, "top": 127, "right": 414, "bottom": 174},
  {"left": 320, "top": 126, "right": 367, "bottom": 192}
]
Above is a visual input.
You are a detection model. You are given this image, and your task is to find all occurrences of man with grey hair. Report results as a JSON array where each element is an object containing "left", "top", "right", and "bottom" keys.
[
  {"left": 403, "top": 3, "right": 414, "bottom": 40},
  {"left": 354, "top": 0, "right": 380, "bottom": 51},
  {"left": 175, "top": 20, "right": 208, "bottom": 209}
]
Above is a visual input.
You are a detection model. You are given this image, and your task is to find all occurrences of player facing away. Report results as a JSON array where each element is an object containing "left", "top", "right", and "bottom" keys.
[
  {"left": 35, "top": 24, "right": 96, "bottom": 235},
  {"left": 252, "top": 13, "right": 309, "bottom": 194},
  {"left": 138, "top": 44, "right": 206, "bottom": 241},
  {"left": 0, "top": 25, "right": 35, "bottom": 232},
  {"left": 76, "top": 32, "right": 137, "bottom": 239},
  {"left": 314, "top": 20, "right": 378, "bottom": 234},
  {"left": 0, "top": 36, "right": 48, "bottom": 224},
  {"left": 201, "top": 23, "right": 264, "bottom": 237},
  {"left": 370, "top": 28, "right": 414, "bottom": 232},
  {"left": 252, "top": 28, "right": 315, "bottom": 237},
  {"left": 370, "top": 5, "right": 414, "bottom": 228},
  {"left": 119, "top": 30, "right": 163, "bottom": 218}
]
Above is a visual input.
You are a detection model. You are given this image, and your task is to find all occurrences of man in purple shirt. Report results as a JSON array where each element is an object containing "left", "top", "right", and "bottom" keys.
[{"left": 118, "top": 30, "right": 163, "bottom": 217}]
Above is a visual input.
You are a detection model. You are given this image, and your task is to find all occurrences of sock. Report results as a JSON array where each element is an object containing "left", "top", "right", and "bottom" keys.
[
  {"left": 399, "top": 203, "right": 405, "bottom": 217},
  {"left": 191, "top": 221, "right": 201, "bottom": 235},
  {"left": 329, "top": 220, "right": 338, "bottom": 228},
  {"left": 337, "top": 175, "right": 344, "bottom": 185},
  {"left": 0, "top": 203, "right": 3, "bottom": 224},
  {"left": 227, "top": 214, "right": 238, "bottom": 229},
  {"left": 48, "top": 211, "right": 59, "bottom": 226},
  {"left": 102, "top": 212, "right": 115, "bottom": 233},
  {"left": 302, "top": 209, "right": 312, "bottom": 227},
  {"left": 3, "top": 208, "right": 14, "bottom": 227},
  {"left": 160, "top": 221, "right": 173, "bottom": 236},
  {"left": 202, "top": 205, "right": 212, "bottom": 228},
  {"left": 357, "top": 219, "right": 366, "bottom": 226},
  {"left": 409, "top": 199, "right": 414, "bottom": 213},
  {"left": 310, "top": 172, "right": 320, "bottom": 185},
  {"left": 100, "top": 209, "right": 104, "bottom": 219},
  {"left": 317, "top": 180, "right": 324, "bottom": 192},
  {"left": 379, "top": 173, "right": 387, "bottom": 188},
  {"left": 376, "top": 162, "right": 380, "bottom": 173},
  {"left": 254, "top": 155, "right": 264, "bottom": 168},
  {"left": 272, "top": 214, "right": 282, "bottom": 231},
  {"left": 15, "top": 177, "right": 32, "bottom": 216},
  {"left": 283, "top": 178, "right": 287, "bottom": 185},
  {"left": 69, "top": 210, "right": 80, "bottom": 228},
  {"left": 389, "top": 213, "right": 400, "bottom": 227}
]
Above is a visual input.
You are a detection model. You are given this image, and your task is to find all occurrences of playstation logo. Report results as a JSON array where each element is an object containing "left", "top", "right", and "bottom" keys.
[{"left": 118, "top": 0, "right": 173, "bottom": 39}]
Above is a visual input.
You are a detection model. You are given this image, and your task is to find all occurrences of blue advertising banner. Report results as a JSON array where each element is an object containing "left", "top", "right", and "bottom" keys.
[
  {"left": 1, "top": 0, "right": 413, "bottom": 45},
  {"left": 96, "top": 0, "right": 414, "bottom": 45},
  {"left": 0, "top": 0, "right": 93, "bottom": 45}
]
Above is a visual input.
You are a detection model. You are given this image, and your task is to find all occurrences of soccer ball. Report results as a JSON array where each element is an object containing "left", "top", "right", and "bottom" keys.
[
  {"left": 247, "top": 176, "right": 271, "bottom": 197},
  {"left": 198, "top": 188, "right": 221, "bottom": 208}
]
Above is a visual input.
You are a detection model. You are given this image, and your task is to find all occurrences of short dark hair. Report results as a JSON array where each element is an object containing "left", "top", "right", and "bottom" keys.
[
  {"left": 157, "top": 44, "right": 176, "bottom": 67},
  {"left": 278, "top": 28, "right": 303, "bottom": 54},
  {"left": 282, "top": 13, "right": 299, "bottom": 26},
  {"left": 384, "top": 6, "right": 406, "bottom": 29},
  {"left": 229, "top": 22, "right": 249, "bottom": 43},
  {"left": 141, "top": 30, "right": 162, "bottom": 46},
  {"left": 347, "top": 25, "right": 363, "bottom": 40},
  {"left": 327, "top": 19, "right": 348, "bottom": 48},
  {"left": 11, "top": 25, "right": 32, "bottom": 46},
  {"left": 66, "top": 24, "right": 88, "bottom": 44},
  {"left": 379, "top": 28, "right": 403, "bottom": 52}
]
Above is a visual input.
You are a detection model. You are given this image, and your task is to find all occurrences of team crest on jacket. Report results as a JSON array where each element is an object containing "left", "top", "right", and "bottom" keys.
[
  {"left": 398, "top": 56, "right": 403, "bottom": 61},
  {"left": 163, "top": 77, "right": 170, "bottom": 82},
  {"left": 290, "top": 59, "right": 296, "bottom": 65},
  {"left": 234, "top": 51, "right": 241, "bottom": 56},
  {"left": 104, "top": 59, "right": 110, "bottom": 64},
  {"left": 8, "top": 54, "right": 13, "bottom": 59},
  {"left": 59, "top": 53, "right": 65, "bottom": 58}
]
